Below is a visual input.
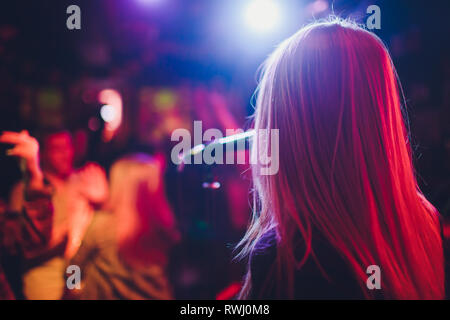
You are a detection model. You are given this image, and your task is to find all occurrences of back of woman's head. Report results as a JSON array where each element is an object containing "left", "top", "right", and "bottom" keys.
[{"left": 241, "top": 17, "right": 444, "bottom": 299}]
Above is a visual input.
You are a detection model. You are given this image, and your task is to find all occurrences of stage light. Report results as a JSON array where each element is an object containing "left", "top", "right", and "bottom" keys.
[
  {"left": 100, "top": 104, "right": 116, "bottom": 123},
  {"left": 136, "top": 0, "right": 162, "bottom": 5},
  {"left": 202, "top": 181, "right": 221, "bottom": 190},
  {"left": 244, "top": 0, "right": 281, "bottom": 33},
  {"left": 98, "top": 89, "right": 123, "bottom": 141}
]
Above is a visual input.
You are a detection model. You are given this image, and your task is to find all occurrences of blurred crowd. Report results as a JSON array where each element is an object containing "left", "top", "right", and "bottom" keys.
[
  {"left": 0, "top": 127, "right": 251, "bottom": 301},
  {"left": 0, "top": 86, "right": 252, "bottom": 299},
  {"left": 0, "top": 129, "right": 177, "bottom": 299}
]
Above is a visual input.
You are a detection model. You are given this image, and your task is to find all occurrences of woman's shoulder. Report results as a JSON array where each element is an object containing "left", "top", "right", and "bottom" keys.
[{"left": 248, "top": 228, "right": 366, "bottom": 299}]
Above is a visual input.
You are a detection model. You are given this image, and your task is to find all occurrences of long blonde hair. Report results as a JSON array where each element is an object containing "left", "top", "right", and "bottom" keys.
[{"left": 238, "top": 18, "right": 444, "bottom": 299}]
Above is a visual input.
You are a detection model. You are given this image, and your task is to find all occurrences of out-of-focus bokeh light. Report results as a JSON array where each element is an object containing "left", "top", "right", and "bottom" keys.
[
  {"left": 202, "top": 181, "right": 221, "bottom": 190},
  {"left": 100, "top": 105, "right": 116, "bottom": 123},
  {"left": 98, "top": 89, "right": 123, "bottom": 141},
  {"left": 136, "top": 0, "right": 163, "bottom": 6},
  {"left": 306, "top": 0, "right": 329, "bottom": 15},
  {"left": 243, "top": 0, "right": 281, "bottom": 33},
  {"left": 154, "top": 89, "right": 176, "bottom": 110},
  {"left": 88, "top": 117, "right": 101, "bottom": 132}
]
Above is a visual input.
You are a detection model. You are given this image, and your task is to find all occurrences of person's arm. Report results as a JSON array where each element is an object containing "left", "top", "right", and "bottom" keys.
[
  {"left": 19, "top": 184, "right": 54, "bottom": 254},
  {"left": 8, "top": 182, "right": 25, "bottom": 213},
  {"left": 0, "top": 131, "right": 53, "bottom": 255},
  {"left": 75, "top": 162, "right": 108, "bottom": 206},
  {"left": 0, "top": 130, "right": 43, "bottom": 190},
  {"left": 69, "top": 213, "right": 105, "bottom": 268}
]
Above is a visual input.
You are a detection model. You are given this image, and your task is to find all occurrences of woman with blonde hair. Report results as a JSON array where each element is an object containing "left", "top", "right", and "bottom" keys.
[
  {"left": 70, "top": 154, "right": 179, "bottom": 299},
  {"left": 238, "top": 18, "right": 445, "bottom": 299}
]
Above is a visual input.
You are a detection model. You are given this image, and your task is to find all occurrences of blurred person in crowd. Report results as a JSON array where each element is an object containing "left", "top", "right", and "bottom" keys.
[
  {"left": 68, "top": 154, "right": 179, "bottom": 300},
  {"left": 0, "top": 130, "right": 53, "bottom": 299},
  {"left": 9, "top": 129, "right": 108, "bottom": 299},
  {"left": 237, "top": 18, "right": 446, "bottom": 299}
]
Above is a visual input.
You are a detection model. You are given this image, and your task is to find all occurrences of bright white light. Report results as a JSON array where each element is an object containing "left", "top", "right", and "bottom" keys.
[
  {"left": 98, "top": 89, "right": 123, "bottom": 142},
  {"left": 137, "top": 0, "right": 162, "bottom": 5},
  {"left": 100, "top": 105, "right": 116, "bottom": 123},
  {"left": 244, "top": 0, "right": 281, "bottom": 33}
]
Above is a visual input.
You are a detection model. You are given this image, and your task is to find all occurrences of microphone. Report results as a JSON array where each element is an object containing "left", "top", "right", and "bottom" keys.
[{"left": 177, "top": 130, "right": 254, "bottom": 172}]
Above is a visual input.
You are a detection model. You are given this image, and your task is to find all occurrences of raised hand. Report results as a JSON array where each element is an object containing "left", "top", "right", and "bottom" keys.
[
  {"left": 0, "top": 130, "right": 43, "bottom": 190},
  {"left": 75, "top": 162, "right": 109, "bottom": 205}
]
